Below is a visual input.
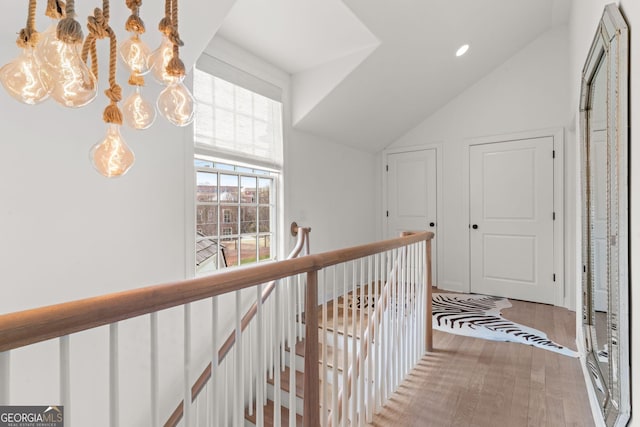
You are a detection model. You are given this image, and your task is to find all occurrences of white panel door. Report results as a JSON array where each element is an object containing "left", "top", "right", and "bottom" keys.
[
  {"left": 386, "top": 149, "right": 437, "bottom": 285},
  {"left": 469, "top": 137, "right": 555, "bottom": 304},
  {"left": 590, "top": 130, "right": 608, "bottom": 312}
]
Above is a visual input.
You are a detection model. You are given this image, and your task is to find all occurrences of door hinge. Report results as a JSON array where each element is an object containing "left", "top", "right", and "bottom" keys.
[
  {"left": 552, "top": 150, "right": 556, "bottom": 158},
  {"left": 553, "top": 273, "right": 556, "bottom": 282},
  {"left": 386, "top": 165, "right": 389, "bottom": 172},
  {"left": 583, "top": 265, "right": 587, "bottom": 273},
  {"left": 553, "top": 212, "right": 556, "bottom": 220},
  {"left": 386, "top": 210, "right": 389, "bottom": 217}
]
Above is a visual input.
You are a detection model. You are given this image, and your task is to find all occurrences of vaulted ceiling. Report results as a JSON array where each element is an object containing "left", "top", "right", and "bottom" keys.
[{"left": 0, "top": 0, "right": 570, "bottom": 152}]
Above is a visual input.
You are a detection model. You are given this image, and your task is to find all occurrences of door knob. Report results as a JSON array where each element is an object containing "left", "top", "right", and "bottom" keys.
[
  {"left": 472, "top": 224, "right": 478, "bottom": 229},
  {"left": 429, "top": 222, "right": 435, "bottom": 227}
]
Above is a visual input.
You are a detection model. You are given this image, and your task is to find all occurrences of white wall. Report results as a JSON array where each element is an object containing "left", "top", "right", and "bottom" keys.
[
  {"left": 286, "top": 129, "right": 376, "bottom": 253},
  {"left": 386, "top": 25, "right": 571, "bottom": 301}
]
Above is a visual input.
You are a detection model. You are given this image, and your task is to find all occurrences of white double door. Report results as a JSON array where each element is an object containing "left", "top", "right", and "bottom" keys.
[
  {"left": 385, "top": 149, "right": 437, "bottom": 286},
  {"left": 469, "top": 137, "right": 555, "bottom": 304}
]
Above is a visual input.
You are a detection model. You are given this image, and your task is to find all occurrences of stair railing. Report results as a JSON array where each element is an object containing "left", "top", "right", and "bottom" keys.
[
  {"left": 0, "top": 230, "right": 432, "bottom": 427},
  {"left": 321, "top": 233, "right": 432, "bottom": 426},
  {"left": 325, "top": 231, "right": 433, "bottom": 426},
  {"left": 164, "top": 225, "right": 311, "bottom": 426}
]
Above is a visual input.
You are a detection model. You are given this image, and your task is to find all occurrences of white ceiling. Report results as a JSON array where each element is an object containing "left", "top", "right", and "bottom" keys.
[{"left": 217, "top": 0, "right": 571, "bottom": 152}]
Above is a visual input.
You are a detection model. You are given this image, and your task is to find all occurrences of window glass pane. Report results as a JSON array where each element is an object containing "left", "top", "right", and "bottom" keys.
[
  {"left": 258, "top": 178, "right": 271, "bottom": 204},
  {"left": 220, "top": 175, "right": 239, "bottom": 202},
  {"left": 222, "top": 237, "right": 239, "bottom": 266},
  {"left": 221, "top": 205, "right": 239, "bottom": 232},
  {"left": 258, "top": 235, "right": 272, "bottom": 261},
  {"left": 241, "top": 206, "right": 257, "bottom": 234},
  {"left": 241, "top": 176, "right": 257, "bottom": 204},
  {"left": 196, "top": 205, "right": 218, "bottom": 235},
  {"left": 258, "top": 206, "right": 270, "bottom": 232},
  {"left": 196, "top": 235, "right": 225, "bottom": 273},
  {"left": 240, "top": 236, "right": 258, "bottom": 265},
  {"left": 197, "top": 172, "right": 217, "bottom": 202},
  {"left": 214, "top": 162, "right": 234, "bottom": 171},
  {"left": 194, "top": 158, "right": 213, "bottom": 168}
]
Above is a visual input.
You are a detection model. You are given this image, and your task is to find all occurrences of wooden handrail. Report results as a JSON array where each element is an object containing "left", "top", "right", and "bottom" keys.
[
  {"left": 165, "top": 226, "right": 311, "bottom": 427},
  {"left": 0, "top": 231, "right": 432, "bottom": 353}
]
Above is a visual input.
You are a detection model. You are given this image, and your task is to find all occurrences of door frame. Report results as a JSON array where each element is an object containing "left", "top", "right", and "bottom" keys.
[
  {"left": 382, "top": 143, "right": 443, "bottom": 287},
  {"left": 463, "top": 128, "right": 565, "bottom": 307}
]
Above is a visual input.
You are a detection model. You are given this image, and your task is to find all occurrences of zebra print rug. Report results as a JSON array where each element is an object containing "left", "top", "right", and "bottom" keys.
[{"left": 432, "top": 293, "right": 578, "bottom": 357}]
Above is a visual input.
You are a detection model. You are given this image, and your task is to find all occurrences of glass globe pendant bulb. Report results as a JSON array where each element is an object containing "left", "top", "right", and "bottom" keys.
[
  {"left": 49, "top": 41, "right": 98, "bottom": 108},
  {"left": 119, "top": 34, "right": 151, "bottom": 75},
  {"left": 157, "top": 81, "right": 195, "bottom": 127},
  {"left": 123, "top": 86, "right": 156, "bottom": 130},
  {"left": 34, "top": 21, "right": 65, "bottom": 90},
  {"left": 90, "top": 124, "right": 135, "bottom": 178},
  {"left": 148, "top": 35, "right": 180, "bottom": 85},
  {"left": 0, "top": 47, "right": 49, "bottom": 105}
]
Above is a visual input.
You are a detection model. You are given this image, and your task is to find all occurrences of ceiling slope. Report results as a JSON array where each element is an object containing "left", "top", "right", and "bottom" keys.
[{"left": 217, "top": 0, "right": 568, "bottom": 152}]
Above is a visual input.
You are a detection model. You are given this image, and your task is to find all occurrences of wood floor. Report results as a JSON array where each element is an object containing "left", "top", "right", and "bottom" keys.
[{"left": 369, "top": 298, "right": 595, "bottom": 427}]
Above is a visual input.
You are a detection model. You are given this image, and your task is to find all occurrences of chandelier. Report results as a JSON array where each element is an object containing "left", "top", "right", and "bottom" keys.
[{"left": 0, "top": 0, "right": 195, "bottom": 178}]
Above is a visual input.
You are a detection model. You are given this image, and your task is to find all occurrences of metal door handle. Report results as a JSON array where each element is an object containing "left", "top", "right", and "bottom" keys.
[{"left": 472, "top": 224, "right": 478, "bottom": 230}]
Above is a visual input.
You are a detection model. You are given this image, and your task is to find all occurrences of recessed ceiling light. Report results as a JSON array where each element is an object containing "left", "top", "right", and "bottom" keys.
[{"left": 456, "top": 44, "right": 469, "bottom": 57}]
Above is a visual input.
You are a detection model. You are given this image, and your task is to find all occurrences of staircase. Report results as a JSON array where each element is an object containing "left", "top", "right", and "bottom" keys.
[
  {"left": 245, "top": 283, "right": 380, "bottom": 426},
  {"left": 0, "top": 229, "right": 433, "bottom": 427}
]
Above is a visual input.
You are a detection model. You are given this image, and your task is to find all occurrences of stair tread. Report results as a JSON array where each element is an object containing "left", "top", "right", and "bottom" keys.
[
  {"left": 294, "top": 339, "right": 346, "bottom": 372},
  {"left": 267, "top": 365, "right": 305, "bottom": 398},
  {"left": 245, "top": 399, "right": 303, "bottom": 427}
]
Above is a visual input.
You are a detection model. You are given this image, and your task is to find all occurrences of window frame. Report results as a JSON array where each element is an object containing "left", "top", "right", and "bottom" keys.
[{"left": 194, "top": 155, "right": 279, "bottom": 274}]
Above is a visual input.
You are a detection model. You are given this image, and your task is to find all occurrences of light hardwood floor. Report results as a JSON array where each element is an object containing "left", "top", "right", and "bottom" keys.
[{"left": 369, "top": 298, "right": 595, "bottom": 427}]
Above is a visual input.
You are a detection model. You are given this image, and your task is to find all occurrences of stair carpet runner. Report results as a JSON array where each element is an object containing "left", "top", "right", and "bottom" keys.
[{"left": 245, "top": 282, "right": 380, "bottom": 427}]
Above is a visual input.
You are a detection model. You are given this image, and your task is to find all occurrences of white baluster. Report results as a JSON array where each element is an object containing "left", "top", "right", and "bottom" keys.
[
  {"left": 274, "top": 283, "right": 282, "bottom": 427},
  {"left": 110, "top": 324, "right": 120, "bottom": 427},
  {"left": 331, "top": 266, "right": 339, "bottom": 427},
  {"left": 289, "top": 276, "right": 296, "bottom": 427},
  {"left": 211, "top": 297, "right": 219, "bottom": 427},
  {"left": 321, "top": 270, "right": 328, "bottom": 426},
  {"left": 150, "top": 313, "right": 159, "bottom": 427},
  {"left": 256, "top": 284, "right": 264, "bottom": 426},
  {"left": 373, "top": 253, "right": 381, "bottom": 414},
  {"left": 351, "top": 260, "right": 357, "bottom": 425},
  {"left": 184, "top": 304, "right": 192, "bottom": 427},
  {"left": 341, "top": 264, "right": 348, "bottom": 427},
  {"left": 358, "top": 259, "right": 365, "bottom": 427},
  {"left": 59, "top": 336, "right": 70, "bottom": 426},
  {"left": 366, "top": 255, "right": 374, "bottom": 422},
  {"left": 0, "top": 351, "right": 9, "bottom": 405},
  {"left": 234, "top": 291, "right": 242, "bottom": 427}
]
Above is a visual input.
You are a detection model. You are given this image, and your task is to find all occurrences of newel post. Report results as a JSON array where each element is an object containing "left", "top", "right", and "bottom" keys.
[
  {"left": 303, "top": 270, "right": 320, "bottom": 426},
  {"left": 425, "top": 236, "right": 433, "bottom": 352}
]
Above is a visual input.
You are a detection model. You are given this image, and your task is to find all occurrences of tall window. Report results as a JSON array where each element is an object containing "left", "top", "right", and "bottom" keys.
[{"left": 193, "top": 54, "right": 283, "bottom": 275}]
